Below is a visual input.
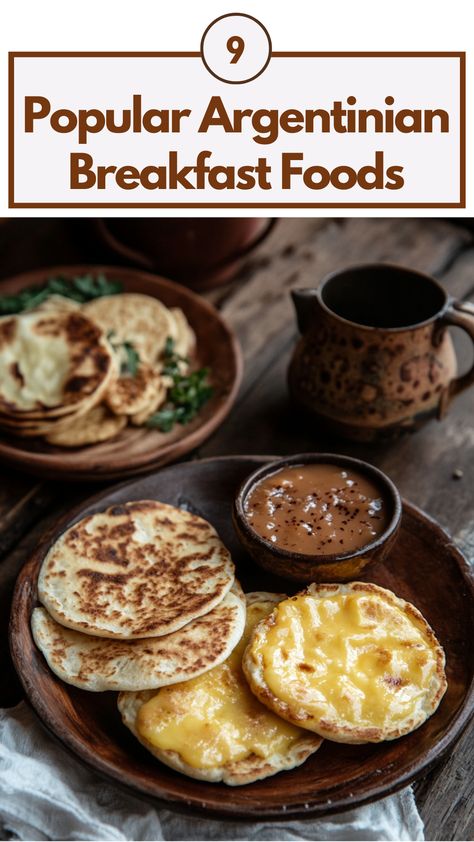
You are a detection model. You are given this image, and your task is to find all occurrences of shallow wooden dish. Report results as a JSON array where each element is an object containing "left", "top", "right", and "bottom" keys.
[
  {"left": 0, "top": 266, "right": 242, "bottom": 481},
  {"left": 10, "top": 456, "right": 474, "bottom": 821}
]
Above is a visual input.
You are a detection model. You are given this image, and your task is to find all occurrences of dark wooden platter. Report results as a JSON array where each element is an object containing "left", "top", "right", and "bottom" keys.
[
  {"left": 0, "top": 266, "right": 242, "bottom": 481},
  {"left": 9, "top": 456, "right": 474, "bottom": 821}
]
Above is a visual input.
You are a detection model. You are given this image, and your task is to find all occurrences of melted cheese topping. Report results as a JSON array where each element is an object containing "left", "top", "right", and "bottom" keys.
[
  {"left": 252, "top": 591, "right": 439, "bottom": 730},
  {"left": 136, "top": 601, "right": 304, "bottom": 769},
  {"left": 0, "top": 317, "right": 70, "bottom": 408}
]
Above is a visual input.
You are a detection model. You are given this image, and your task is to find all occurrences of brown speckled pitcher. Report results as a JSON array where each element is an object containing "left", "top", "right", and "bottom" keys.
[{"left": 289, "top": 264, "right": 474, "bottom": 441}]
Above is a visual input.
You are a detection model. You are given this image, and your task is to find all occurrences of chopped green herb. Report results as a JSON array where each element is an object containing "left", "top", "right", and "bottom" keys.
[
  {"left": 161, "top": 336, "right": 190, "bottom": 379},
  {"left": 146, "top": 337, "right": 212, "bottom": 433},
  {"left": 107, "top": 332, "right": 141, "bottom": 377},
  {"left": 163, "top": 336, "right": 175, "bottom": 358},
  {"left": 147, "top": 407, "right": 178, "bottom": 434},
  {"left": 121, "top": 342, "right": 140, "bottom": 377},
  {"left": 0, "top": 272, "right": 123, "bottom": 315}
]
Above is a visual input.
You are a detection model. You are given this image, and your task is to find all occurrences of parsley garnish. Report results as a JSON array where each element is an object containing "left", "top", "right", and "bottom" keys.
[
  {"left": 146, "top": 338, "right": 213, "bottom": 433},
  {"left": 107, "top": 332, "right": 141, "bottom": 377},
  {"left": 121, "top": 342, "right": 140, "bottom": 377},
  {"left": 0, "top": 273, "right": 123, "bottom": 315}
]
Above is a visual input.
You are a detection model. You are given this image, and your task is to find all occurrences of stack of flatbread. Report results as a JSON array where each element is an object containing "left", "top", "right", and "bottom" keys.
[
  {"left": 32, "top": 499, "right": 245, "bottom": 692},
  {"left": 0, "top": 293, "right": 195, "bottom": 447},
  {"left": 32, "top": 501, "right": 324, "bottom": 785}
]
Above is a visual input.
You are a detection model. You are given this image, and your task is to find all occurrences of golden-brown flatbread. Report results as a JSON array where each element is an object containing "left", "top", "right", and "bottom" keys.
[
  {"left": 118, "top": 593, "right": 322, "bottom": 785},
  {"left": 105, "top": 363, "right": 164, "bottom": 417},
  {"left": 45, "top": 404, "right": 127, "bottom": 447},
  {"left": 38, "top": 500, "right": 235, "bottom": 639},
  {"left": 243, "top": 582, "right": 447, "bottom": 744},
  {"left": 128, "top": 375, "right": 168, "bottom": 426},
  {"left": 31, "top": 583, "right": 246, "bottom": 692},
  {"left": 169, "top": 307, "right": 196, "bottom": 359},
  {"left": 83, "top": 294, "right": 177, "bottom": 364},
  {"left": 0, "top": 310, "right": 115, "bottom": 418}
]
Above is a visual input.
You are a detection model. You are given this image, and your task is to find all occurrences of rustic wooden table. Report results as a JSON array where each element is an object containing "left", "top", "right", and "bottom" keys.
[{"left": 0, "top": 217, "right": 473, "bottom": 840}]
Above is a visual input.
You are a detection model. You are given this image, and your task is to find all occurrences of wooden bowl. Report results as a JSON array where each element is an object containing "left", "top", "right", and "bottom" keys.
[
  {"left": 0, "top": 265, "right": 242, "bottom": 481},
  {"left": 9, "top": 456, "right": 474, "bottom": 821},
  {"left": 233, "top": 453, "right": 402, "bottom": 583}
]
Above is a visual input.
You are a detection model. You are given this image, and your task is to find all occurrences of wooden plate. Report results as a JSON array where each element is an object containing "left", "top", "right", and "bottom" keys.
[
  {"left": 0, "top": 266, "right": 242, "bottom": 481},
  {"left": 10, "top": 456, "right": 474, "bottom": 821}
]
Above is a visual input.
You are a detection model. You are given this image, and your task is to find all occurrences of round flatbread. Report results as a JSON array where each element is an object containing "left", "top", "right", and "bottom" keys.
[
  {"left": 169, "top": 307, "right": 196, "bottom": 359},
  {"left": 34, "top": 295, "right": 82, "bottom": 313},
  {"left": 83, "top": 294, "right": 177, "bottom": 364},
  {"left": 129, "top": 376, "right": 167, "bottom": 426},
  {"left": 38, "top": 500, "right": 235, "bottom": 639},
  {"left": 31, "top": 582, "right": 246, "bottom": 692},
  {"left": 118, "top": 592, "right": 322, "bottom": 786},
  {"left": 0, "top": 310, "right": 115, "bottom": 418},
  {"left": 105, "top": 363, "right": 163, "bottom": 417},
  {"left": 0, "top": 387, "right": 118, "bottom": 439},
  {"left": 45, "top": 404, "right": 127, "bottom": 447},
  {"left": 243, "top": 582, "right": 447, "bottom": 744}
]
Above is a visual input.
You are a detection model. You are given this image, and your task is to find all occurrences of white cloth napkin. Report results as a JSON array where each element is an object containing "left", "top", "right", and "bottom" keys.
[{"left": 0, "top": 703, "right": 424, "bottom": 841}]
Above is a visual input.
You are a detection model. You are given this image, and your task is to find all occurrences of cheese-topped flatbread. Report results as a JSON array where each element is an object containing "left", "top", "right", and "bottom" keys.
[
  {"left": 243, "top": 582, "right": 447, "bottom": 744},
  {"left": 118, "top": 593, "right": 322, "bottom": 785},
  {"left": 0, "top": 310, "right": 115, "bottom": 417}
]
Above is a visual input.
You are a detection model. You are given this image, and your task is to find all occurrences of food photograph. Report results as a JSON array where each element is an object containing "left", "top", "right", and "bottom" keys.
[{"left": 0, "top": 216, "right": 473, "bottom": 842}]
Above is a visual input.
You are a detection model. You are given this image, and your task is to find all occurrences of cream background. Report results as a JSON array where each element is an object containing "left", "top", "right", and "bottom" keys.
[{"left": 1, "top": 0, "right": 472, "bottom": 216}]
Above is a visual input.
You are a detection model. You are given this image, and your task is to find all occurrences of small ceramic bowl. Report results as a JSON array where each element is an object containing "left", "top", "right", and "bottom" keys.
[{"left": 232, "top": 453, "right": 402, "bottom": 583}]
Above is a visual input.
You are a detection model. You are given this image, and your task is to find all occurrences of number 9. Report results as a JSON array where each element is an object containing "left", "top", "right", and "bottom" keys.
[{"left": 227, "top": 36, "right": 245, "bottom": 64}]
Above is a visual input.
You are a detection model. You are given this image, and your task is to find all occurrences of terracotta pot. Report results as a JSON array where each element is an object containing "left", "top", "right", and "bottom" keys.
[
  {"left": 288, "top": 263, "right": 474, "bottom": 441},
  {"left": 94, "top": 218, "right": 275, "bottom": 291}
]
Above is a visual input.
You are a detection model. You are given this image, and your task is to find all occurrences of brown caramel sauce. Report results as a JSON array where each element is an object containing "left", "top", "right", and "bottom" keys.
[{"left": 244, "top": 464, "right": 389, "bottom": 555}]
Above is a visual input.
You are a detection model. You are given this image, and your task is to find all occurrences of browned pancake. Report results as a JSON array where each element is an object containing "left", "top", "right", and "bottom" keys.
[
  {"left": 0, "top": 310, "right": 115, "bottom": 418},
  {"left": 31, "top": 582, "right": 246, "bottom": 691},
  {"left": 38, "top": 500, "right": 235, "bottom": 639}
]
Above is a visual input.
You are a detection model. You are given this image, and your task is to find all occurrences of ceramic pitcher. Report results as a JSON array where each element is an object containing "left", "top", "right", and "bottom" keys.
[{"left": 289, "top": 264, "right": 474, "bottom": 441}]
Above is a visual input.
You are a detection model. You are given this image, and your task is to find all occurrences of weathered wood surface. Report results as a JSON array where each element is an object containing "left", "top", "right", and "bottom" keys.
[{"left": 0, "top": 217, "right": 473, "bottom": 840}]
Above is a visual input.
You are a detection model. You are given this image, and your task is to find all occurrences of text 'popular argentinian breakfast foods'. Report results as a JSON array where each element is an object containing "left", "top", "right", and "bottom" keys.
[
  {"left": 118, "top": 593, "right": 322, "bottom": 785},
  {"left": 243, "top": 581, "right": 447, "bottom": 744},
  {"left": 0, "top": 274, "right": 213, "bottom": 447},
  {"left": 244, "top": 463, "right": 389, "bottom": 555}
]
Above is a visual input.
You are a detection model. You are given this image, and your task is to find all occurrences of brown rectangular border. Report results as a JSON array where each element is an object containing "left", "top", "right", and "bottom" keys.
[{"left": 8, "top": 51, "right": 466, "bottom": 209}]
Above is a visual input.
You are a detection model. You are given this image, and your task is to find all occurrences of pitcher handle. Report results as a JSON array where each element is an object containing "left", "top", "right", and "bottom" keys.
[{"left": 438, "top": 298, "right": 474, "bottom": 416}]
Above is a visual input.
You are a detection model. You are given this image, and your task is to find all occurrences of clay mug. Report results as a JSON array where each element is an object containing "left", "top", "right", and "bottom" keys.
[{"left": 289, "top": 263, "right": 474, "bottom": 441}]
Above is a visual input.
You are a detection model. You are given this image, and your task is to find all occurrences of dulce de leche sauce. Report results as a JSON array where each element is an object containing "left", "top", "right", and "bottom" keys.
[{"left": 244, "top": 464, "right": 389, "bottom": 555}]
